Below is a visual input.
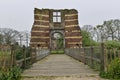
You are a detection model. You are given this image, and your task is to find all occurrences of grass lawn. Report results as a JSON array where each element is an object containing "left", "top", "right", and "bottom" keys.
[{"left": 50, "top": 50, "right": 64, "bottom": 54}]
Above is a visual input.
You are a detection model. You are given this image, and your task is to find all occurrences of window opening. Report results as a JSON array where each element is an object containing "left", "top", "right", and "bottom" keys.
[{"left": 53, "top": 12, "right": 61, "bottom": 22}]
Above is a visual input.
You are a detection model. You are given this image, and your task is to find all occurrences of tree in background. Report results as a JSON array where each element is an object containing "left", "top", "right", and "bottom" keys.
[
  {"left": 81, "top": 30, "right": 90, "bottom": 46},
  {"left": 82, "top": 25, "right": 95, "bottom": 40},
  {"left": 95, "top": 19, "right": 120, "bottom": 42},
  {"left": 81, "top": 30, "right": 98, "bottom": 47},
  {"left": 83, "top": 19, "right": 120, "bottom": 43},
  {"left": 17, "top": 31, "right": 30, "bottom": 47},
  {"left": 113, "top": 19, "right": 120, "bottom": 41},
  {"left": 0, "top": 28, "right": 30, "bottom": 46},
  {"left": 0, "top": 28, "right": 19, "bottom": 45},
  {"left": 0, "top": 34, "right": 3, "bottom": 45},
  {"left": 95, "top": 25, "right": 108, "bottom": 42},
  {"left": 103, "top": 20, "right": 117, "bottom": 40}
]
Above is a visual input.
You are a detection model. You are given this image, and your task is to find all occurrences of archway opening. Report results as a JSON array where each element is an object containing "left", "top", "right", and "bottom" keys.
[{"left": 50, "top": 32, "right": 64, "bottom": 54}]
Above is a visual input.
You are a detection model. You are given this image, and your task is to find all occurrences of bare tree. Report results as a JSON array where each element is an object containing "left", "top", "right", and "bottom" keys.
[
  {"left": 94, "top": 19, "right": 120, "bottom": 42},
  {"left": 113, "top": 19, "right": 120, "bottom": 41},
  {"left": 0, "top": 28, "right": 19, "bottom": 45},
  {"left": 93, "top": 27, "right": 101, "bottom": 42},
  {"left": 17, "top": 31, "right": 30, "bottom": 47},
  {"left": 103, "top": 20, "right": 117, "bottom": 40},
  {"left": 95, "top": 25, "right": 109, "bottom": 42}
]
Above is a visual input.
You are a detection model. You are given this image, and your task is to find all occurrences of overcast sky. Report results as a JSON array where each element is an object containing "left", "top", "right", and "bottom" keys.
[{"left": 0, "top": 0, "right": 120, "bottom": 31}]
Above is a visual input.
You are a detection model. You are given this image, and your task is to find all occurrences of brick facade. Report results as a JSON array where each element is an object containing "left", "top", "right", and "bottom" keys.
[{"left": 30, "top": 8, "right": 82, "bottom": 49}]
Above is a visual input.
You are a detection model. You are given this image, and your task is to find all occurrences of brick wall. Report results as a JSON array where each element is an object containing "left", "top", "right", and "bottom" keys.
[
  {"left": 30, "top": 8, "right": 50, "bottom": 48},
  {"left": 65, "top": 9, "right": 82, "bottom": 48},
  {"left": 30, "top": 8, "right": 82, "bottom": 49}
]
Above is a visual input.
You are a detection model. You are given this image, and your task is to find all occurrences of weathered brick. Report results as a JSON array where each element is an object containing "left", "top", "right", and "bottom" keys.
[
  {"left": 65, "top": 32, "right": 81, "bottom": 36},
  {"left": 65, "top": 15, "right": 78, "bottom": 20},
  {"left": 42, "top": 16, "right": 49, "bottom": 21},
  {"left": 31, "top": 38, "right": 50, "bottom": 42},
  {"left": 32, "top": 27, "right": 49, "bottom": 31},
  {"left": 65, "top": 26, "right": 80, "bottom": 31},
  {"left": 65, "top": 20, "right": 78, "bottom": 25},
  {"left": 65, "top": 38, "right": 82, "bottom": 42},
  {"left": 31, "top": 8, "right": 82, "bottom": 49},
  {"left": 31, "top": 32, "right": 49, "bottom": 36}
]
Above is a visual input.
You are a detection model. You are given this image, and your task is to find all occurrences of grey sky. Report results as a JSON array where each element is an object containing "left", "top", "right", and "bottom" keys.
[{"left": 0, "top": 0, "right": 120, "bottom": 31}]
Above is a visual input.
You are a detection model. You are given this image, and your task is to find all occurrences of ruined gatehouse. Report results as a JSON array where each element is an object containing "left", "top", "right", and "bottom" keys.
[{"left": 30, "top": 8, "right": 82, "bottom": 50}]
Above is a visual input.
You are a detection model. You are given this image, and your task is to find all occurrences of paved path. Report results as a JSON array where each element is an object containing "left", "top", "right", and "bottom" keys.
[{"left": 22, "top": 54, "right": 106, "bottom": 80}]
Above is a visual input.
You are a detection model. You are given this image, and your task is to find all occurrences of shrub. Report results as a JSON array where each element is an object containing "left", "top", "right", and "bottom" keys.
[
  {"left": 0, "top": 66, "right": 22, "bottom": 80},
  {"left": 105, "top": 40, "right": 120, "bottom": 49},
  {"left": 15, "top": 46, "right": 31, "bottom": 60},
  {"left": 15, "top": 48, "right": 23, "bottom": 60},
  {"left": 13, "top": 45, "right": 23, "bottom": 60},
  {"left": 99, "top": 71, "right": 111, "bottom": 79},
  {"left": 100, "top": 58, "right": 120, "bottom": 79},
  {"left": 0, "top": 70, "right": 8, "bottom": 80},
  {"left": 26, "top": 47, "right": 31, "bottom": 57},
  {"left": 107, "top": 58, "right": 120, "bottom": 79}
]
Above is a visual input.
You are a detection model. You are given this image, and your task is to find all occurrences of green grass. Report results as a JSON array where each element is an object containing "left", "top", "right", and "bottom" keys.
[
  {"left": 0, "top": 51, "right": 10, "bottom": 57},
  {"left": 50, "top": 50, "right": 64, "bottom": 54},
  {"left": 0, "top": 51, "right": 11, "bottom": 55},
  {"left": 0, "top": 51, "right": 11, "bottom": 63}
]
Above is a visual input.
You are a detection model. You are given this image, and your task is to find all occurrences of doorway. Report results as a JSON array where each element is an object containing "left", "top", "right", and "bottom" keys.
[{"left": 50, "top": 31, "right": 65, "bottom": 54}]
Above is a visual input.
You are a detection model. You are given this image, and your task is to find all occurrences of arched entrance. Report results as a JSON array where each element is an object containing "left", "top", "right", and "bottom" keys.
[{"left": 50, "top": 31, "right": 65, "bottom": 51}]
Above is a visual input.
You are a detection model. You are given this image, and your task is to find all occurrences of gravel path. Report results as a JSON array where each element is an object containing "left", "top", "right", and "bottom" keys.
[{"left": 22, "top": 54, "right": 107, "bottom": 80}]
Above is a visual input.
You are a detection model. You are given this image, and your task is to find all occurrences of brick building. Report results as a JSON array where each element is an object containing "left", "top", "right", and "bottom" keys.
[{"left": 30, "top": 8, "right": 82, "bottom": 50}]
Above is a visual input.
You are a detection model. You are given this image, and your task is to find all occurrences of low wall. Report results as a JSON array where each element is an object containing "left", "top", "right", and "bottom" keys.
[
  {"left": 65, "top": 47, "right": 101, "bottom": 70},
  {"left": 36, "top": 49, "right": 50, "bottom": 61}
]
